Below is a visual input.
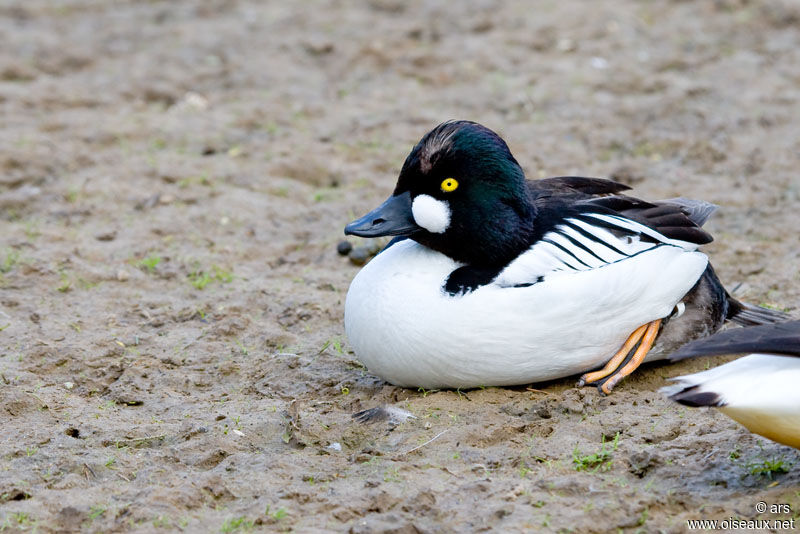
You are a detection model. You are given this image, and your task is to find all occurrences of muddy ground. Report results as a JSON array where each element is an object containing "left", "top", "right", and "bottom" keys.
[{"left": 2, "top": 0, "right": 800, "bottom": 532}]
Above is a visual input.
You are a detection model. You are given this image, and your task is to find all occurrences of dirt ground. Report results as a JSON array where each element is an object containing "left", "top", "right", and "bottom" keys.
[{"left": 2, "top": 0, "right": 800, "bottom": 532}]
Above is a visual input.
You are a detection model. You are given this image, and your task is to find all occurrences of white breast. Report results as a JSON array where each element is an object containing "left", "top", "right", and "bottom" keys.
[
  {"left": 345, "top": 238, "right": 708, "bottom": 388},
  {"left": 665, "top": 354, "right": 800, "bottom": 449}
]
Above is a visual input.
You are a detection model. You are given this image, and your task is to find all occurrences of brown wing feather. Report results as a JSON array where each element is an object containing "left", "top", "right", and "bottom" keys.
[
  {"left": 532, "top": 176, "right": 630, "bottom": 196},
  {"left": 586, "top": 195, "right": 714, "bottom": 245}
]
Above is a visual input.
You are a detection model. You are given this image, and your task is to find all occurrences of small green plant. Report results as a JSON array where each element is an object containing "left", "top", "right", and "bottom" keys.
[
  {"left": 152, "top": 515, "right": 170, "bottom": 528},
  {"left": 747, "top": 457, "right": 790, "bottom": 479},
  {"left": 638, "top": 507, "right": 649, "bottom": 527},
  {"left": 189, "top": 271, "right": 212, "bottom": 289},
  {"left": 233, "top": 339, "right": 249, "bottom": 355},
  {"left": 318, "top": 337, "right": 345, "bottom": 355},
  {"left": 0, "top": 249, "right": 20, "bottom": 273},
  {"left": 7, "top": 512, "right": 36, "bottom": 529},
  {"left": 137, "top": 254, "right": 162, "bottom": 273},
  {"left": 89, "top": 505, "right": 106, "bottom": 520},
  {"left": 383, "top": 466, "right": 402, "bottom": 483},
  {"left": 220, "top": 516, "right": 254, "bottom": 533},
  {"left": 65, "top": 187, "right": 80, "bottom": 203},
  {"left": 188, "top": 265, "right": 232, "bottom": 290},
  {"left": 264, "top": 505, "right": 288, "bottom": 521},
  {"left": 270, "top": 186, "right": 289, "bottom": 197},
  {"left": 573, "top": 433, "right": 620, "bottom": 473},
  {"left": 57, "top": 271, "right": 71, "bottom": 292},
  {"left": 212, "top": 265, "right": 233, "bottom": 283},
  {"left": 24, "top": 221, "right": 40, "bottom": 240}
]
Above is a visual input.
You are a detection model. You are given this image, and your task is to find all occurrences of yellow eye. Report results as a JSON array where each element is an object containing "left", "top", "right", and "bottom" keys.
[{"left": 440, "top": 178, "right": 459, "bottom": 192}]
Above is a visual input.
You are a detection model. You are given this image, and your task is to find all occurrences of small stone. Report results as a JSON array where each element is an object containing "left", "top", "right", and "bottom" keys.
[
  {"left": 159, "top": 194, "right": 175, "bottom": 205},
  {"left": 303, "top": 38, "right": 334, "bottom": 55},
  {"left": 556, "top": 38, "right": 575, "bottom": 52},
  {"left": 327, "top": 442, "right": 342, "bottom": 452},
  {"left": 336, "top": 241, "right": 353, "bottom": 255},
  {"left": 560, "top": 390, "right": 585, "bottom": 414},
  {"left": 182, "top": 91, "right": 209, "bottom": 110},
  {"left": 348, "top": 246, "right": 370, "bottom": 265},
  {"left": 95, "top": 231, "right": 117, "bottom": 241},
  {"left": 116, "top": 270, "right": 130, "bottom": 282},
  {"left": 628, "top": 450, "right": 657, "bottom": 477},
  {"left": 63, "top": 382, "right": 74, "bottom": 390}
]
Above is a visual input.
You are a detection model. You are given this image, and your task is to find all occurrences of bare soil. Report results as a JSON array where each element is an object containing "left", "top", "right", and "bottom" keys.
[{"left": 2, "top": 1, "right": 800, "bottom": 532}]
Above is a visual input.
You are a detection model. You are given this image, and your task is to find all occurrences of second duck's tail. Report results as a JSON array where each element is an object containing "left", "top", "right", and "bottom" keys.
[{"left": 727, "top": 299, "right": 791, "bottom": 327}]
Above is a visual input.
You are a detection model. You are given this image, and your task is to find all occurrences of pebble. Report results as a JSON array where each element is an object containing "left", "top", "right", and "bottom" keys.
[
  {"left": 182, "top": 91, "right": 209, "bottom": 110},
  {"left": 134, "top": 194, "right": 161, "bottom": 210},
  {"left": 303, "top": 38, "right": 334, "bottom": 56},
  {"left": 336, "top": 240, "right": 353, "bottom": 256},
  {"left": 95, "top": 230, "right": 117, "bottom": 241},
  {"left": 348, "top": 246, "right": 370, "bottom": 265},
  {"left": 116, "top": 269, "right": 130, "bottom": 282}
]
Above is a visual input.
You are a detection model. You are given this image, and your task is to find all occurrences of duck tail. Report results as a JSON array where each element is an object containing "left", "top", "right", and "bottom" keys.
[
  {"left": 664, "top": 385, "right": 726, "bottom": 408},
  {"left": 726, "top": 299, "right": 791, "bottom": 326}
]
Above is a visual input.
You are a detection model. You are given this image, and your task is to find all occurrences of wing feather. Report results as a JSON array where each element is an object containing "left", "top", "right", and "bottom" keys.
[{"left": 669, "top": 321, "right": 800, "bottom": 361}]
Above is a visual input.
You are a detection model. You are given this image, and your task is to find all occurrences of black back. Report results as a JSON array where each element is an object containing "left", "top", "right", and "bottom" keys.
[{"left": 533, "top": 176, "right": 631, "bottom": 196}]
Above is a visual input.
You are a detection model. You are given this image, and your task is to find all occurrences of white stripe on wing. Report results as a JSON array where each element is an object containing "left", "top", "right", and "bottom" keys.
[{"left": 493, "top": 212, "right": 691, "bottom": 287}]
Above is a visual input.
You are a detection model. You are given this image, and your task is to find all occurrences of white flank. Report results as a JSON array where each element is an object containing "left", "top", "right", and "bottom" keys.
[
  {"left": 345, "top": 238, "right": 708, "bottom": 388},
  {"left": 411, "top": 194, "right": 451, "bottom": 233},
  {"left": 664, "top": 354, "right": 800, "bottom": 449}
]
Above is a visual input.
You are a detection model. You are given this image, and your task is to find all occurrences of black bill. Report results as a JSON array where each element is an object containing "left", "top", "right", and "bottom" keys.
[{"left": 344, "top": 191, "right": 420, "bottom": 238}]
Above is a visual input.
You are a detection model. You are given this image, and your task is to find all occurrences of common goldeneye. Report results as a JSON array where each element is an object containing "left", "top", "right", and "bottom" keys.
[
  {"left": 343, "top": 120, "right": 785, "bottom": 392},
  {"left": 663, "top": 321, "right": 799, "bottom": 449}
]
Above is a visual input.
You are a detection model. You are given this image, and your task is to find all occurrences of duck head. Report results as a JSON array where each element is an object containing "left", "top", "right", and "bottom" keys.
[{"left": 345, "top": 121, "right": 536, "bottom": 266}]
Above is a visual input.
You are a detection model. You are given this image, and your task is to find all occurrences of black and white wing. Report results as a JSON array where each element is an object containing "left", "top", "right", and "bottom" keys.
[{"left": 494, "top": 197, "right": 713, "bottom": 287}]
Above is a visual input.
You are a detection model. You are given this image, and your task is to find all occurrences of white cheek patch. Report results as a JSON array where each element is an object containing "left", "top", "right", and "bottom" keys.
[{"left": 411, "top": 194, "right": 451, "bottom": 234}]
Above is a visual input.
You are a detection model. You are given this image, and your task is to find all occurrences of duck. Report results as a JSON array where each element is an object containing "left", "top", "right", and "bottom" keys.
[
  {"left": 662, "top": 321, "right": 800, "bottom": 449},
  {"left": 343, "top": 120, "right": 786, "bottom": 392}
]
